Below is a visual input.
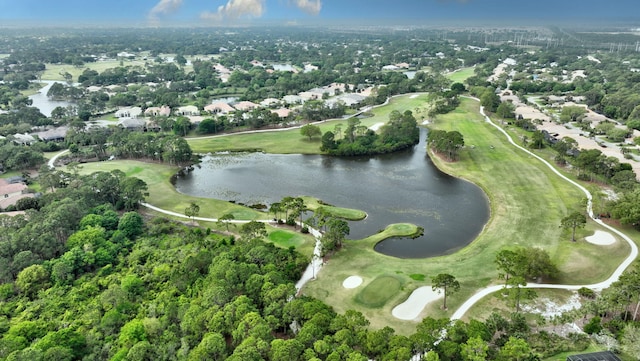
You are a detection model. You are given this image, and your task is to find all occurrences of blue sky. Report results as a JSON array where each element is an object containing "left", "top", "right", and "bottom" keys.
[{"left": 0, "top": 0, "right": 637, "bottom": 25}]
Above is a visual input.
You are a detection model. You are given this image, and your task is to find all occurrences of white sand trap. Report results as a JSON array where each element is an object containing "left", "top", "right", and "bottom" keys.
[
  {"left": 410, "top": 94, "right": 419, "bottom": 99},
  {"left": 343, "top": 275, "right": 363, "bottom": 289},
  {"left": 422, "top": 120, "right": 430, "bottom": 125},
  {"left": 586, "top": 230, "right": 616, "bottom": 245},
  {"left": 369, "top": 122, "right": 384, "bottom": 131},
  {"left": 392, "top": 286, "right": 443, "bottom": 320}
]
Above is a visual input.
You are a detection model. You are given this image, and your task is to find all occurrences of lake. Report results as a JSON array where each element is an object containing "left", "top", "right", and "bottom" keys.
[{"left": 175, "top": 129, "right": 490, "bottom": 258}]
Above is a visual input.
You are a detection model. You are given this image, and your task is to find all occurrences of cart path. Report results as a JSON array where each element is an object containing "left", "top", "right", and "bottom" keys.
[{"left": 450, "top": 101, "right": 638, "bottom": 320}]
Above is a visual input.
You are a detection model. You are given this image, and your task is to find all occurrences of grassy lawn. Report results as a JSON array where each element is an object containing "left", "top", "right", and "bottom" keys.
[
  {"left": 355, "top": 275, "right": 403, "bottom": 308},
  {"left": 446, "top": 67, "right": 476, "bottom": 83},
  {"left": 302, "top": 97, "right": 633, "bottom": 335},
  {"left": 69, "top": 160, "right": 266, "bottom": 221},
  {"left": 187, "top": 93, "right": 432, "bottom": 155},
  {"left": 301, "top": 196, "right": 367, "bottom": 220},
  {"left": 41, "top": 59, "right": 148, "bottom": 82},
  {"left": 21, "top": 82, "right": 46, "bottom": 96},
  {"left": 268, "top": 229, "right": 306, "bottom": 249}
]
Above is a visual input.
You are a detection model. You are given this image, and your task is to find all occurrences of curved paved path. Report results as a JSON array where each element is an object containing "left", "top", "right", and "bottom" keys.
[
  {"left": 47, "top": 149, "right": 69, "bottom": 168},
  {"left": 450, "top": 101, "right": 638, "bottom": 320}
]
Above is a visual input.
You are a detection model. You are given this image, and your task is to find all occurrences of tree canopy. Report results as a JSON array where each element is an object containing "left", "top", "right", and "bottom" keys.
[{"left": 321, "top": 110, "right": 419, "bottom": 156}]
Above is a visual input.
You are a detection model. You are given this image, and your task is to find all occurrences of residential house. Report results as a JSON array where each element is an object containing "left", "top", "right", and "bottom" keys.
[
  {"left": 304, "top": 64, "right": 319, "bottom": 73},
  {"left": 144, "top": 106, "right": 171, "bottom": 117},
  {"left": 205, "top": 102, "right": 235, "bottom": 115},
  {"left": 0, "top": 181, "right": 26, "bottom": 198},
  {"left": 283, "top": 95, "right": 304, "bottom": 105},
  {"left": 115, "top": 106, "right": 143, "bottom": 119},
  {"left": 233, "top": 101, "right": 258, "bottom": 112},
  {"left": 118, "top": 118, "right": 147, "bottom": 131},
  {"left": 299, "top": 91, "right": 321, "bottom": 101},
  {"left": 271, "top": 108, "right": 292, "bottom": 119},
  {"left": 34, "top": 126, "right": 68, "bottom": 142},
  {"left": 0, "top": 179, "right": 34, "bottom": 209},
  {"left": 260, "top": 98, "right": 280, "bottom": 107},
  {"left": 12, "top": 133, "right": 36, "bottom": 146},
  {"left": 213, "top": 63, "right": 232, "bottom": 83},
  {"left": 331, "top": 93, "right": 366, "bottom": 107},
  {"left": 176, "top": 105, "right": 199, "bottom": 116}
]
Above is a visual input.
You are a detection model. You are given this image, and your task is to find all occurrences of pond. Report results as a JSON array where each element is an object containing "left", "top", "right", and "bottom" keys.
[
  {"left": 29, "top": 81, "right": 74, "bottom": 117},
  {"left": 174, "top": 129, "right": 490, "bottom": 258}
]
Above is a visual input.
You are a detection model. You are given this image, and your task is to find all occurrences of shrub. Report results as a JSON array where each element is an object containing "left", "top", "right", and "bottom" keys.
[
  {"left": 584, "top": 316, "right": 602, "bottom": 334},
  {"left": 578, "top": 287, "right": 596, "bottom": 299}
]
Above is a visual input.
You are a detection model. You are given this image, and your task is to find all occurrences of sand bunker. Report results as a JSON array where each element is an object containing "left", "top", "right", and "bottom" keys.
[
  {"left": 392, "top": 286, "right": 443, "bottom": 320},
  {"left": 369, "top": 122, "right": 384, "bottom": 131},
  {"left": 586, "top": 230, "right": 616, "bottom": 245},
  {"left": 410, "top": 94, "right": 420, "bottom": 99},
  {"left": 342, "top": 275, "right": 363, "bottom": 289}
]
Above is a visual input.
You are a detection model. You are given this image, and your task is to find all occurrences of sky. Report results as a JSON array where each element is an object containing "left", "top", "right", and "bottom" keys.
[{"left": 0, "top": 0, "right": 638, "bottom": 26}]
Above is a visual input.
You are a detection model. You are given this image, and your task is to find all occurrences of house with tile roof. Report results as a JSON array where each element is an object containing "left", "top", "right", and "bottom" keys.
[{"left": 205, "top": 102, "right": 235, "bottom": 115}]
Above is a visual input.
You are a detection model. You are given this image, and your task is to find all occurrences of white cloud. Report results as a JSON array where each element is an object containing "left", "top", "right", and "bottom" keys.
[
  {"left": 148, "top": 0, "right": 183, "bottom": 19},
  {"left": 201, "top": 0, "right": 265, "bottom": 21},
  {"left": 292, "top": 0, "right": 322, "bottom": 15}
]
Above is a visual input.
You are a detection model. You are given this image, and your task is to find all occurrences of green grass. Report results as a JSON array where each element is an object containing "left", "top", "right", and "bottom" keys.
[
  {"left": 21, "top": 82, "right": 46, "bottom": 96},
  {"left": 446, "top": 67, "right": 476, "bottom": 83},
  {"left": 409, "top": 274, "right": 425, "bottom": 281},
  {"left": 187, "top": 93, "right": 433, "bottom": 154},
  {"left": 355, "top": 275, "right": 403, "bottom": 308},
  {"left": 301, "top": 196, "right": 367, "bottom": 220},
  {"left": 41, "top": 60, "right": 148, "bottom": 82},
  {"left": 302, "top": 97, "right": 634, "bottom": 335},
  {"left": 70, "top": 160, "right": 266, "bottom": 221},
  {"left": 268, "top": 229, "right": 306, "bottom": 249},
  {"left": 543, "top": 346, "right": 636, "bottom": 361}
]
